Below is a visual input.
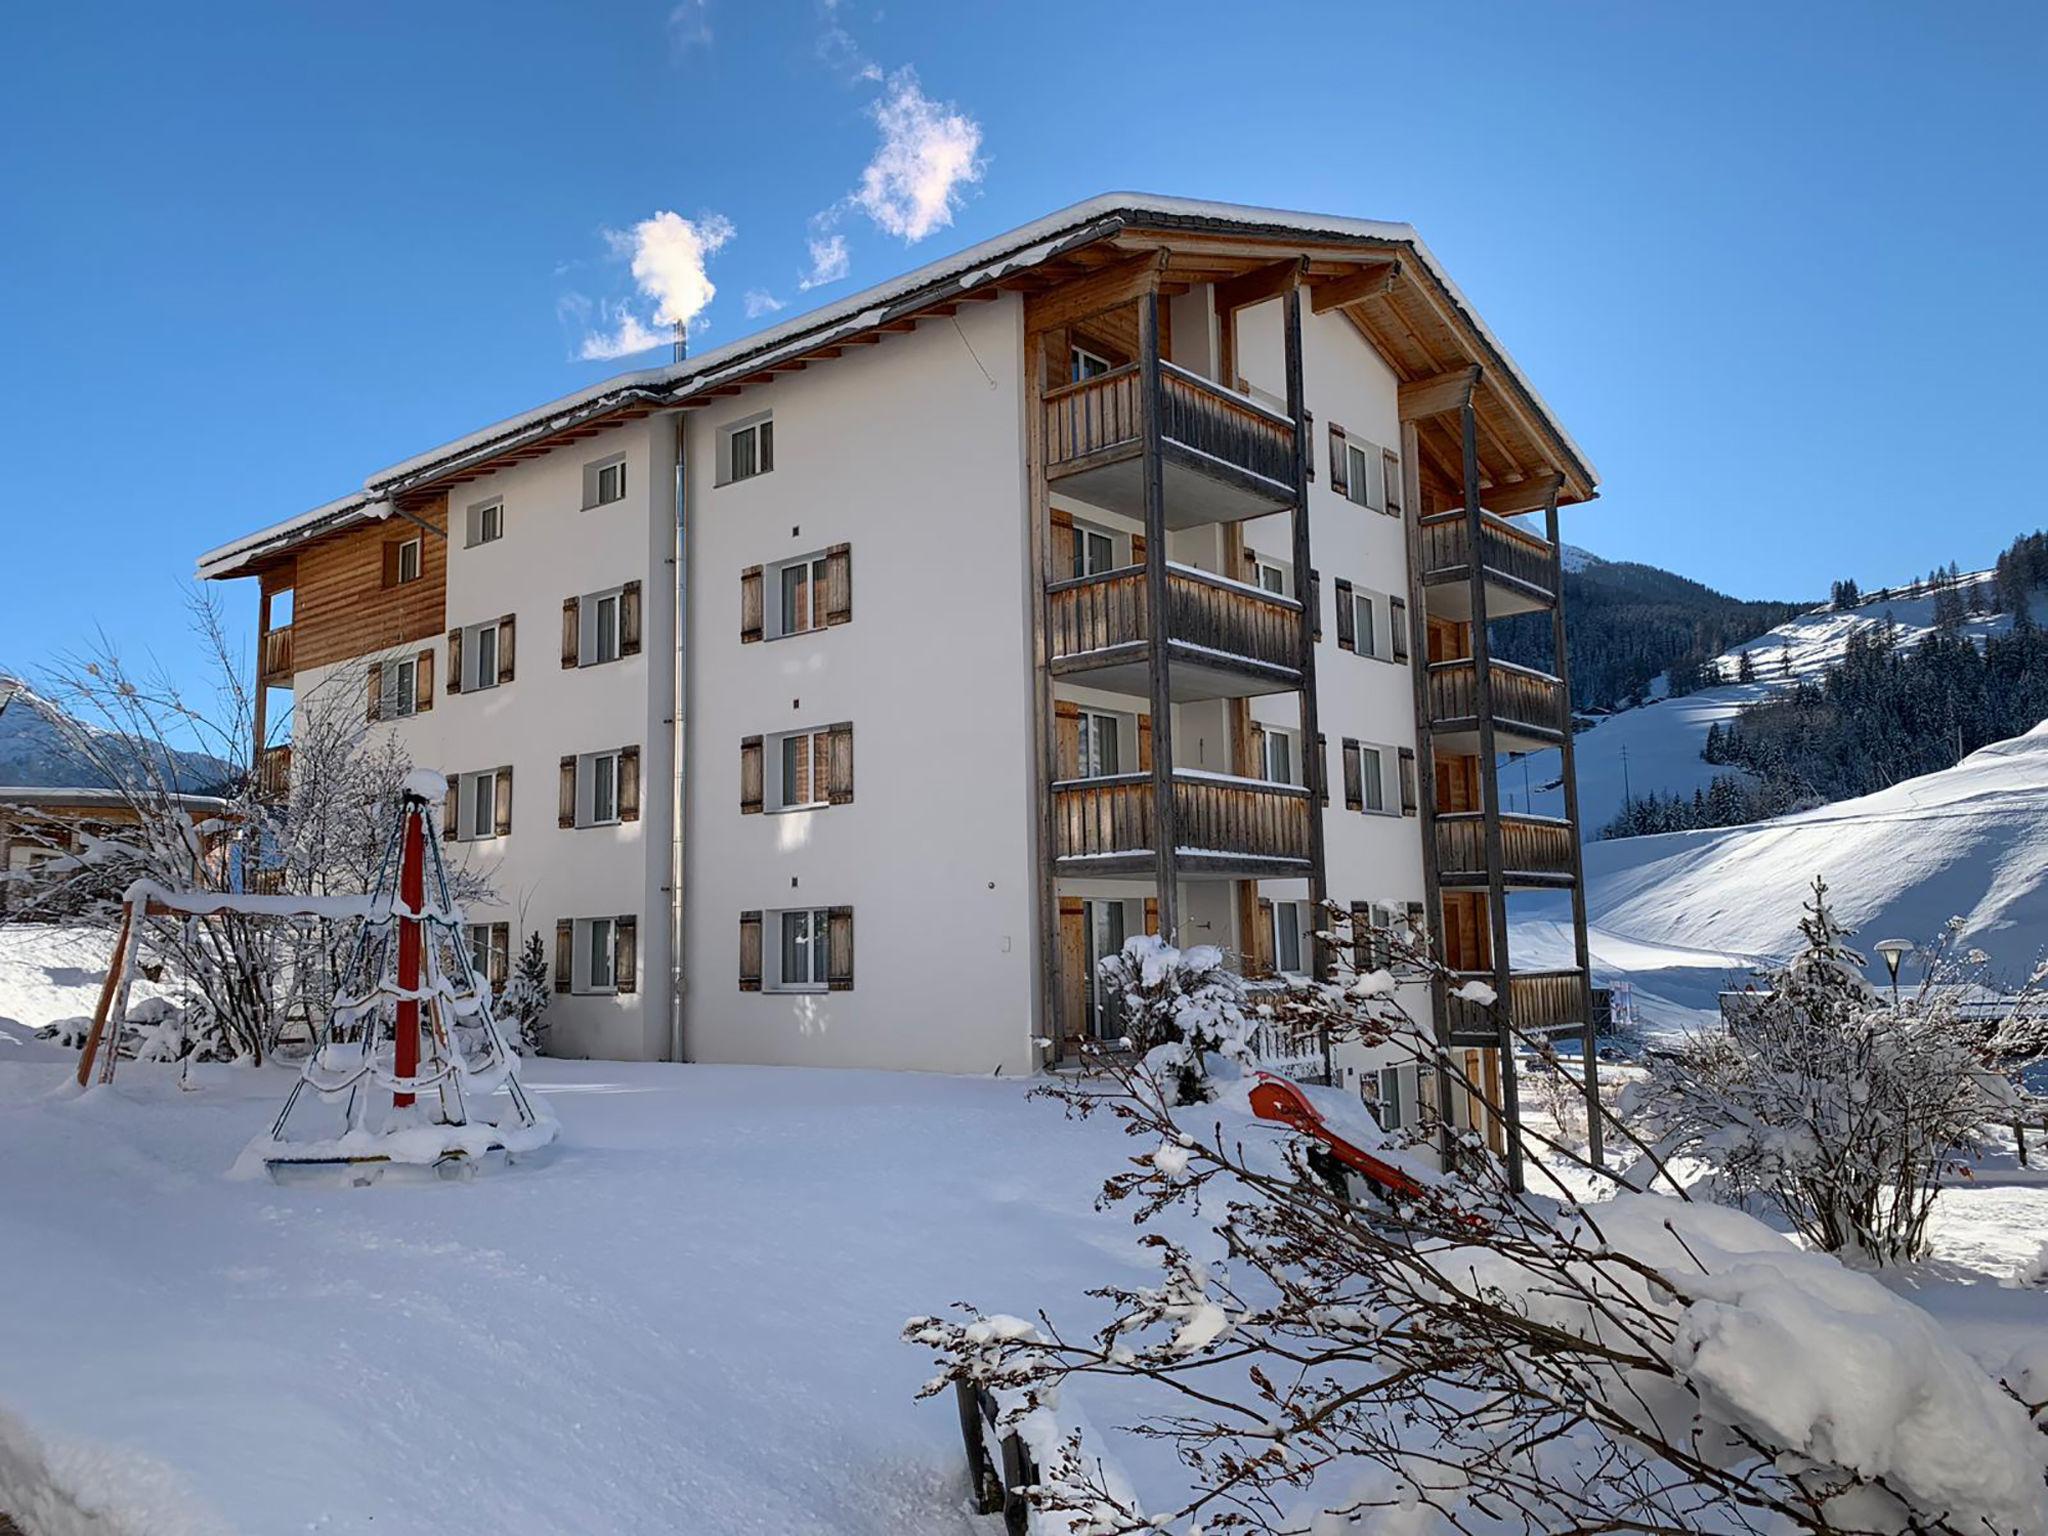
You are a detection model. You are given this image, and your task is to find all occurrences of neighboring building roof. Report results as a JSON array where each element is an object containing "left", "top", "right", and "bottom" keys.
[
  {"left": 0, "top": 785, "right": 229, "bottom": 811},
  {"left": 197, "top": 193, "right": 1597, "bottom": 580}
]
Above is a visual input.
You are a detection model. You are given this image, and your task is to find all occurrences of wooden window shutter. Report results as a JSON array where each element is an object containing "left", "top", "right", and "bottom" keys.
[
  {"left": 447, "top": 628, "right": 464, "bottom": 695},
  {"left": 1390, "top": 596, "right": 1410, "bottom": 663},
  {"left": 1334, "top": 578, "right": 1356, "bottom": 651},
  {"left": 562, "top": 597, "right": 580, "bottom": 668},
  {"left": 1247, "top": 719, "right": 1266, "bottom": 778},
  {"left": 1343, "top": 738, "right": 1364, "bottom": 811},
  {"left": 443, "top": 779, "right": 459, "bottom": 842},
  {"left": 619, "top": 581, "right": 642, "bottom": 657},
  {"left": 415, "top": 648, "right": 434, "bottom": 711},
  {"left": 614, "top": 915, "right": 637, "bottom": 994},
  {"left": 1143, "top": 897, "right": 1159, "bottom": 937},
  {"left": 1242, "top": 545, "right": 1260, "bottom": 582},
  {"left": 738, "top": 910, "right": 763, "bottom": 991},
  {"left": 740, "top": 566, "right": 764, "bottom": 643},
  {"left": 498, "top": 613, "right": 516, "bottom": 683},
  {"left": 827, "top": 722, "right": 854, "bottom": 805},
  {"left": 1382, "top": 449, "right": 1403, "bottom": 517},
  {"left": 1399, "top": 747, "right": 1418, "bottom": 816},
  {"left": 618, "top": 745, "right": 641, "bottom": 822},
  {"left": 1328, "top": 423, "right": 1349, "bottom": 499},
  {"left": 1050, "top": 508, "right": 1076, "bottom": 577},
  {"left": 1137, "top": 713, "right": 1153, "bottom": 772},
  {"left": 366, "top": 661, "right": 383, "bottom": 722},
  {"left": 381, "top": 542, "right": 402, "bottom": 589},
  {"left": 1308, "top": 569, "right": 1321, "bottom": 641},
  {"left": 490, "top": 923, "right": 510, "bottom": 991},
  {"left": 1054, "top": 700, "right": 1081, "bottom": 780},
  {"left": 823, "top": 544, "right": 852, "bottom": 626},
  {"left": 494, "top": 765, "right": 514, "bottom": 836},
  {"left": 1304, "top": 410, "right": 1314, "bottom": 481},
  {"left": 1254, "top": 897, "right": 1275, "bottom": 976},
  {"left": 812, "top": 733, "right": 830, "bottom": 808},
  {"left": 554, "top": 919, "right": 572, "bottom": 993},
  {"left": 1130, "top": 531, "right": 1147, "bottom": 565},
  {"left": 739, "top": 736, "right": 764, "bottom": 814},
  {"left": 558, "top": 756, "right": 577, "bottom": 829},
  {"left": 826, "top": 906, "right": 854, "bottom": 991},
  {"left": 1405, "top": 900, "right": 1428, "bottom": 960},
  {"left": 1316, "top": 733, "right": 1329, "bottom": 807},
  {"left": 1350, "top": 901, "right": 1372, "bottom": 971}
]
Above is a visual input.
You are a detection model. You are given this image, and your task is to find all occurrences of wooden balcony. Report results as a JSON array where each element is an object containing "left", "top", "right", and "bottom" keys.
[
  {"left": 1435, "top": 811, "right": 1575, "bottom": 889},
  {"left": 1043, "top": 361, "right": 1296, "bottom": 528},
  {"left": 1418, "top": 510, "right": 1557, "bottom": 619},
  {"left": 1443, "top": 969, "right": 1589, "bottom": 1046},
  {"left": 256, "top": 744, "right": 291, "bottom": 802},
  {"left": 1052, "top": 771, "right": 1314, "bottom": 878},
  {"left": 1427, "top": 658, "right": 1567, "bottom": 754},
  {"left": 1047, "top": 561, "right": 1306, "bottom": 700},
  {"left": 259, "top": 624, "right": 296, "bottom": 684}
]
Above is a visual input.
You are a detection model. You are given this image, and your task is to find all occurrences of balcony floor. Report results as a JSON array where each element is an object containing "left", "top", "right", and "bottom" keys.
[
  {"left": 1421, "top": 571, "right": 1552, "bottom": 622},
  {"left": 1436, "top": 867, "right": 1577, "bottom": 893},
  {"left": 1048, "top": 442, "right": 1294, "bottom": 529},
  {"left": 1051, "top": 641, "right": 1302, "bottom": 702},
  {"left": 1431, "top": 719, "right": 1564, "bottom": 756}
]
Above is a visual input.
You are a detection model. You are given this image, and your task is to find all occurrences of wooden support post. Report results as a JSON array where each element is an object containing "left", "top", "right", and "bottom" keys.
[
  {"left": 1461, "top": 397, "right": 1524, "bottom": 1194},
  {"left": 1548, "top": 490, "right": 1601, "bottom": 1165},
  {"left": 1028, "top": 331, "right": 1064, "bottom": 1064},
  {"left": 1138, "top": 292, "right": 1180, "bottom": 942},
  {"left": 1282, "top": 286, "right": 1331, "bottom": 1076},
  {"left": 76, "top": 900, "right": 135, "bottom": 1088}
]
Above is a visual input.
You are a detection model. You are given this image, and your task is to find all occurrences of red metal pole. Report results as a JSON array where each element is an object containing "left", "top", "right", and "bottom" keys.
[{"left": 393, "top": 802, "right": 423, "bottom": 1109}]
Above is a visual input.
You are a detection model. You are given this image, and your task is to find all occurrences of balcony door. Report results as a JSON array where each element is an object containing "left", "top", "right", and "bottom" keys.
[{"left": 1084, "top": 898, "right": 1128, "bottom": 1040}]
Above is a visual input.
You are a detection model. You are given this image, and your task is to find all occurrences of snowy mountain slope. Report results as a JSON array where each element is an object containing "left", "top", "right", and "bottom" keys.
[
  {"left": 0, "top": 703, "right": 230, "bottom": 794},
  {"left": 1516, "top": 721, "right": 2048, "bottom": 1030},
  {"left": 1503, "top": 577, "right": 2025, "bottom": 830}
]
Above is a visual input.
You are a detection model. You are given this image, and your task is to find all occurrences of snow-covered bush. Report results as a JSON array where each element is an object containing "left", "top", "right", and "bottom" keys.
[
  {"left": 908, "top": 927, "right": 2048, "bottom": 1536},
  {"left": 1632, "top": 878, "right": 2016, "bottom": 1264},
  {"left": 501, "top": 930, "right": 552, "bottom": 1056},
  {"left": 1095, "top": 936, "right": 1250, "bottom": 1104}
]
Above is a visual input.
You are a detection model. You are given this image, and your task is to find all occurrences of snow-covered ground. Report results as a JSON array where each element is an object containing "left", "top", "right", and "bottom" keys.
[
  {"left": 1503, "top": 579, "right": 2024, "bottom": 829},
  {"left": 2, "top": 926, "right": 2047, "bottom": 1534},
  {"left": 1516, "top": 721, "right": 2048, "bottom": 1036}
]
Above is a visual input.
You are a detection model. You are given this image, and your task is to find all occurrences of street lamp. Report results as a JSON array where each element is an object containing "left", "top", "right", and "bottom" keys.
[{"left": 1874, "top": 939, "right": 1913, "bottom": 1008}]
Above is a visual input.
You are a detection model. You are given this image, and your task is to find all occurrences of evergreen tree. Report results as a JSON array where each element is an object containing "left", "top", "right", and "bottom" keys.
[{"left": 1737, "top": 649, "right": 1757, "bottom": 684}]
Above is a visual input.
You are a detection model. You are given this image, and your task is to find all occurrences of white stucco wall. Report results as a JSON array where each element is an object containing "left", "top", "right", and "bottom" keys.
[{"left": 680, "top": 294, "right": 1042, "bottom": 1074}]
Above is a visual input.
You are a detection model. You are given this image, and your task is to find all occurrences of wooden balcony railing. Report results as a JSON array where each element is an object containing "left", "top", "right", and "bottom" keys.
[
  {"left": 1052, "top": 772, "right": 1314, "bottom": 867},
  {"left": 257, "top": 744, "right": 291, "bottom": 802},
  {"left": 1427, "top": 658, "right": 1566, "bottom": 738},
  {"left": 260, "top": 624, "right": 295, "bottom": 681},
  {"left": 1419, "top": 511, "right": 1556, "bottom": 602},
  {"left": 1042, "top": 361, "right": 1295, "bottom": 491},
  {"left": 1047, "top": 562, "right": 1305, "bottom": 675},
  {"left": 1434, "top": 811, "right": 1575, "bottom": 884},
  {"left": 1443, "top": 969, "right": 1589, "bottom": 1039}
]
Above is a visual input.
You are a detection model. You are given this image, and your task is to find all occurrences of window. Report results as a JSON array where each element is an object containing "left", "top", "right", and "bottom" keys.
[
  {"left": 723, "top": 415, "right": 775, "bottom": 484},
  {"left": 775, "top": 729, "right": 830, "bottom": 810},
  {"left": 466, "top": 922, "right": 509, "bottom": 990},
  {"left": 1345, "top": 441, "right": 1380, "bottom": 510},
  {"left": 1273, "top": 900, "right": 1313, "bottom": 977},
  {"left": 582, "top": 917, "right": 617, "bottom": 992},
  {"left": 1360, "top": 745, "right": 1389, "bottom": 813},
  {"left": 466, "top": 621, "right": 501, "bottom": 693},
  {"left": 584, "top": 456, "right": 627, "bottom": 509},
  {"left": 388, "top": 537, "right": 422, "bottom": 586},
  {"left": 585, "top": 751, "right": 620, "bottom": 826},
  {"left": 1255, "top": 559, "right": 1289, "bottom": 598},
  {"left": 466, "top": 499, "right": 503, "bottom": 547},
  {"left": 1353, "top": 590, "right": 1379, "bottom": 658},
  {"left": 1372, "top": 1065, "right": 1412, "bottom": 1131},
  {"left": 1070, "top": 346, "right": 1113, "bottom": 382},
  {"left": 384, "top": 656, "right": 419, "bottom": 719},
  {"left": 1072, "top": 520, "right": 1118, "bottom": 578},
  {"left": 1077, "top": 711, "right": 1122, "bottom": 779},
  {"left": 457, "top": 769, "right": 503, "bottom": 841},
  {"left": 584, "top": 591, "right": 621, "bottom": 666},
  {"left": 774, "top": 554, "right": 829, "bottom": 637},
  {"left": 1262, "top": 726, "right": 1296, "bottom": 787},
  {"left": 1084, "top": 898, "right": 1128, "bottom": 1038},
  {"left": 777, "top": 908, "right": 830, "bottom": 991}
]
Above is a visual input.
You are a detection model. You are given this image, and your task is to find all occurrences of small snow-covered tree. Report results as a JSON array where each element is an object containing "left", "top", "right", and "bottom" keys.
[
  {"left": 1632, "top": 878, "right": 2020, "bottom": 1263},
  {"left": 501, "top": 929, "right": 552, "bottom": 1056},
  {"left": 1095, "top": 936, "right": 1250, "bottom": 1104}
]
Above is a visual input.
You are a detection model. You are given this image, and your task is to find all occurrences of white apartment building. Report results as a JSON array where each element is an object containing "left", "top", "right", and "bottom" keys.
[{"left": 199, "top": 195, "right": 1599, "bottom": 1144}]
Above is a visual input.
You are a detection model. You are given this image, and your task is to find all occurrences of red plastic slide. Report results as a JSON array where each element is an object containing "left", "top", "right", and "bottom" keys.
[{"left": 1248, "top": 1072, "right": 1426, "bottom": 1201}]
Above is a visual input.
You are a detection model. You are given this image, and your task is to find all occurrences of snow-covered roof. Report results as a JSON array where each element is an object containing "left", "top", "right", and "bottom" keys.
[
  {"left": 0, "top": 785, "right": 228, "bottom": 810},
  {"left": 197, "top": 193, "right": 1596, "bottom": 579}
]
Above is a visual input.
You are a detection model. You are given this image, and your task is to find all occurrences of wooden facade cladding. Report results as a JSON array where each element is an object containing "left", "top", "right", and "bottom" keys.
[
  {"left": 1050, "top": 773, "right": 1314, "bottom": 876},
  {"left": 286, "top": 499, "right": 449, "bottom": 674}
]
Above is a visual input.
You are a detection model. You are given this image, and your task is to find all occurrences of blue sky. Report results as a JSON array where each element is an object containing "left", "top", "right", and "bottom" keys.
[{"left": 2, "top": 0, "right": 2042, "bottom": 698}]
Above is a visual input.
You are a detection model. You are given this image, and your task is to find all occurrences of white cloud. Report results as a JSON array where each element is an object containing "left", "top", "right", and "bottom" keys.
[
  {"left": 577, "top": 209, "right": 735, "bottom": 360},
  {"left": 798, "top": 233, "right": 850, "bottom": 291},
  {"left": 743, "top": 288, "right": 786, "bottom": 318},
  {"left": 668, "top": 0, "right": 711, "bottom": 52},
  {"left": 852, "top": 69, "right": 985, "bottom": 242}
]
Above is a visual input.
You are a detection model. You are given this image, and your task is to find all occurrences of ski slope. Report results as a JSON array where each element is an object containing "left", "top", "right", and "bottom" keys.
[
  {"left": 1502, "top": 578, "right": 2021, "bottom": 830},
  {"left": 1517, "top": 721, "right": 2048, "bottom": 1032}
]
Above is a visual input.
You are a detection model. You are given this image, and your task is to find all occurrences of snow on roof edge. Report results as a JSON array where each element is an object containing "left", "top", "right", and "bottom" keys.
[{"left": 196, "top": 193, "right": 1595, "bottom": 579}]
